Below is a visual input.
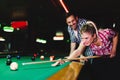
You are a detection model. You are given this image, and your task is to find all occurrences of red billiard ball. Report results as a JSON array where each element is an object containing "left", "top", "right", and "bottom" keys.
[{"left": 33, "top": 53, "right": 37, "bottom": 57}]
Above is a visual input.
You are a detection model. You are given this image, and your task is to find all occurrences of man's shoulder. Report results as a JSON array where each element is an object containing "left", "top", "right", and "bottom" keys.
[
  {"left": 78, "top": 18, "right": 87, "bottom": 23},
  {"left": 78, "top": 18, "right": 87, "bottom": 21},
  {"left": 67, "top": 26, "right": 73, "bottom": 32}
]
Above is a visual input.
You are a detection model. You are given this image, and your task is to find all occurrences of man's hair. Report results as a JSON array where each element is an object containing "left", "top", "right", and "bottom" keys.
[
  {"left": 65, "top": 12, "right": 77, "bottom": 19},
  {"left": 80, "top": 24, "right": 96, "bottom": 36}
]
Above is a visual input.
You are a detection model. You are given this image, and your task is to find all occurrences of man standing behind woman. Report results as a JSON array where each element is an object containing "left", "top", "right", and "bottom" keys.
[
  {"left": 52, "top": 12, "right": 119, "bottom": 80},
  {"left": 52, "top": 12, "right": 97, "bottom": 66},
  {"left": 66, "top": 12, "right": 96, "bottom": 58}
]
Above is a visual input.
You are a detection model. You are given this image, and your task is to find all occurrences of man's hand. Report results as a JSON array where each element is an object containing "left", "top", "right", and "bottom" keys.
[
  {"left": 51, "top": 58, "right": 65, "bottom": 67},
  {"left": 80, "top": 55, "right": 88, "bottom": 63}
]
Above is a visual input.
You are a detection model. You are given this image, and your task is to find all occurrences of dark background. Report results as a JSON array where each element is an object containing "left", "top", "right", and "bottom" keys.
[{"left": 0, "top": 0, "right": 120, "bottom": 55}]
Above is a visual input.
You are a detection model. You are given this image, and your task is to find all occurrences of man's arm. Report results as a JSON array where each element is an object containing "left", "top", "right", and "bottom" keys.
[
  {"left": 110, "top": 33, "right": 119, "bottom": 58},
  {"left": 51, "top": 42, "right": 86, "bottom": 66},
  {"left": 68, "top": 41, "right": 86, "bottom": 59},
  {"left": 69, "top": 43, "right": 76, "bottom": 55}
]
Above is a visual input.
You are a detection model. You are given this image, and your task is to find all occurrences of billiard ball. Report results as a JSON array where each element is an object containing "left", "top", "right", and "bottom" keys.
[
  {"left": 50, "top": 56, "right": 55, "bottom": 61},
  {"left": 6, "top": 55, "right": 12, "bottom": 59},
  {"left": 31, "top": 56, "right": 35, "bottom": 61},
  {"left": 10, "top": 62, "right": 18, "bottom": 71},
  {"left": 40, "top": 55, "right": 44, "bottom": 60},
  {"left": 16, "top": 55, "right": 20, "bottom": 59},
  {"left": 6, "top": 59, "right": 12, "bottom": 65},
  {"left": 33, "top": 53, "right": 37, "bottom": 57}
]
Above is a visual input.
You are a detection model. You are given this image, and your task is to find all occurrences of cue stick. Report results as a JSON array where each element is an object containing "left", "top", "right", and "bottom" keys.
[
  {"left": 22, "top": 56, "right": 101, "bottom": 65},
  {"left": 0, "top": 51, "right": 18, "bottom": 54}
]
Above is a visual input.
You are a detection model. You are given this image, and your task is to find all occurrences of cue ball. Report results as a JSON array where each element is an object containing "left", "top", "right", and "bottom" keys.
[
  {"left": 40, "top": 55, "right": 44, "bottom": 60},
  {"left": 10, "top": 62, "right": 18, "bottom": 71}
]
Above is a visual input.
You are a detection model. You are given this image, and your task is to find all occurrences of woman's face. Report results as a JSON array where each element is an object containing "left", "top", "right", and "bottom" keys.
[
  {"left": 66, "top": 15, "right": 78, "bottom": 30},
  {"left": 81, "top": 32, "right": 96, "bottom": 46}
]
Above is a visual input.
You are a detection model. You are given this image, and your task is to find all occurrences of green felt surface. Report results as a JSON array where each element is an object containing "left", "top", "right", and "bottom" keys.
[{"left": 0, "top": 56, "right": 70, "bottom": 80}]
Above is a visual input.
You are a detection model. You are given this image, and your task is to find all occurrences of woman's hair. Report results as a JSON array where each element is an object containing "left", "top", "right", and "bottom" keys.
[{"left": 80, "top": 23, "right": 96, "bottom": 36}]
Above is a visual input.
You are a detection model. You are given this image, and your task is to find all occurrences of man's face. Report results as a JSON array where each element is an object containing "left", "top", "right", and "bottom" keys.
[
  {"left": 81, "top": 32, "right": 95, "bottom": 46},
  {"left": 66, "top": 15, "right": 78, "bottom": 30}
]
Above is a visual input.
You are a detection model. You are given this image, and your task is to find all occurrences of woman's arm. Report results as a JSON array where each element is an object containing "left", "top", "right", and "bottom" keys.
[{"left": 110, "top": 32, "right": 119, "bottom": 58}]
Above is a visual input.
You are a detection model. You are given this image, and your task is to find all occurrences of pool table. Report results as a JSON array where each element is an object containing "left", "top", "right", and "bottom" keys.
[{"left": 0, "top": 55, "right": 84, "bottom": 80}]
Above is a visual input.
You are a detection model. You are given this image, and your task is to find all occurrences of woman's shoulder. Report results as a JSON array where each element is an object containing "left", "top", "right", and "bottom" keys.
[{"left": 98, "top": 28, "right": 113, "bottom": 32}]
